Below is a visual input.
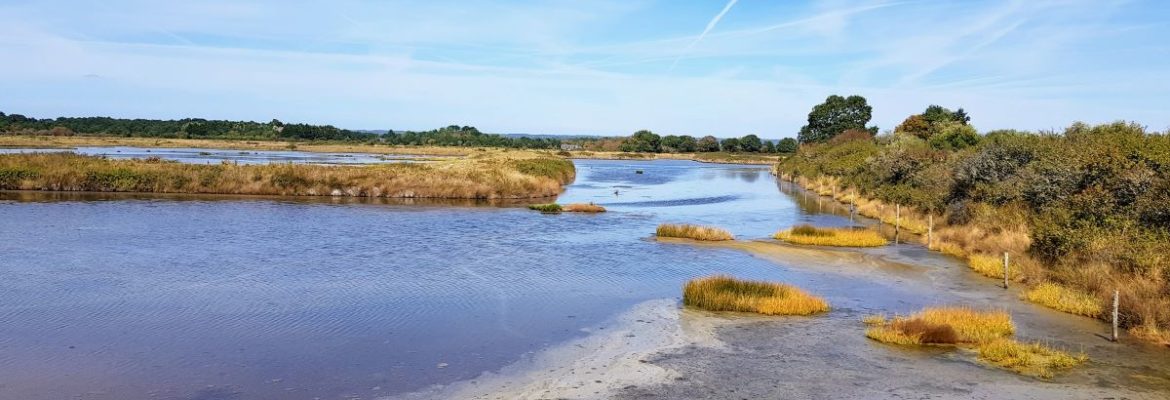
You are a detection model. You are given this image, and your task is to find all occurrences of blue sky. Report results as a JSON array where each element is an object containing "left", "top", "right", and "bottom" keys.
[{"left": 1, "top": 0, "right": 1167, "bottom": 137}]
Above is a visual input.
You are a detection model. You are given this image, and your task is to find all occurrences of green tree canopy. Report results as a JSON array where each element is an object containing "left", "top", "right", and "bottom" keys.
[
  {"left": 776, "top": 138, "right": 798, "bottom": 153},
  {"left": 720, "top": 137, "right": 741, "bottom": 152},
  {"left": 798, "top": 95, "right": 877, "bottom": 143},
  {"left": 620, "top": 130, "right": 662, "bottom": 152},
  {"left": 739, "top": 134, "right": 763, "bottom": 152}
]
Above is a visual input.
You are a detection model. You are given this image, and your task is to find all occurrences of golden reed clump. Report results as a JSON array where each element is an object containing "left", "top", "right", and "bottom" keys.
[
  {"left": 774, "top": 224, "right": 887, "bottom": 247},
  {"left": 683, "top": 275, "right": 830, "bottom": 316},
  {"left": 0, "top": 151, "right": 575, "bottom": 199},
  {"left": 656, "top": 223, "right": 734, "bottom": 241}
]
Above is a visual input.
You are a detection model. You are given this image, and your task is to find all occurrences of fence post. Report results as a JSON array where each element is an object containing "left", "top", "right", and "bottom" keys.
[
  {"left": 849, "top": 191, "right": 855, "bottom": 224},
  {"left": 927, "top": 214, "right": 933, "bottom": 249},
  {"left": 1002, "top": 252, "right": 1009, "bottom": 289},
  {"left": 1112, "top": 289, "right": 1120, "bottom": 342},
  {"left": 895, "top": 204, "right": 901, "bottom": 244}
]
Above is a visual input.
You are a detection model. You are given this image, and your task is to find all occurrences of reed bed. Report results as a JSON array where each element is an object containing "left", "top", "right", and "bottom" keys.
[
  {"left": 0, "top": 151, "right": 575, "bottom": 199},
  {"left": 656, "top": 223, "right": 734, "bottom": 241},
  {"left": 528, "top": 202, "right": 606, "bottom": 213},
  {"left": 683, "top": 275, "right": 829, "bottom": 316},
  {"left": 773, "top": 224, "right": 887, "bottom": 247},
  {"left": 561, "top": 203, "right": 606, "bottom": 213},
  {"left": 1023, "top": 283, "right": 1102, "bottom": 318},
  {"left": 865, "top": 307, "right": 1014, "bottom": 345},
  {"left": 967, "top": 254, "right": 1020, "bottom": 280},
  {"left": 977, "top": 339, "right": 1087, "bottom": 379}
]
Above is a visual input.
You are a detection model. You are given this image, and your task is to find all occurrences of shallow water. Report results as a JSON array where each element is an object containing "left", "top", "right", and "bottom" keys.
[
  {"left": 0, "top": 160, "right": 808, "bottom": 400},
  {"left": 1, "top": 159, "right": 1167, "bottom": 400},
  {"left": 0, "top": 146, "right": 435, "bottom": 165}
]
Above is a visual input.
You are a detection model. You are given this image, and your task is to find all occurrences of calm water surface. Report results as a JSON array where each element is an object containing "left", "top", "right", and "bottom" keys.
[{"left": 0, "top": 160, "right": 835, "bottom": 400}]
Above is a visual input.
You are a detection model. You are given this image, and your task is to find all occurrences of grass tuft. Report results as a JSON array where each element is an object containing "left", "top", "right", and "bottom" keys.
[
  {"left": 1023, "top": 283, "right": 1102, "bottom": 318},
  {"left": 528, "top": 203, "right": 562, "bottom": 212},
  {"left": 657, "top": 223, "right": 734, "bottom": 241},
  {"left": 977, "top": 339, "right": 1088, "bottom": 379},
  {"left": 774, "top": 224, "right": 887, "bottom": 247},
  {"left": 968, "top": 254, "right": 1019, "bottom": 280},
  {"left": 866, "top": 307, "right": 1013, "bottom": 345},
  {"left": 561, "top": 203, "right": 606, "bottom": 213},
  {"left": 683, "top": 275, "right": 829, "bottom": 316}
]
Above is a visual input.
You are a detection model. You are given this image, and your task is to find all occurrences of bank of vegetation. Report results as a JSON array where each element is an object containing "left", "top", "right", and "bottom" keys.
[
  {"left": 865, "top": 307, "right": 1085, "bottom": 378},
  {"left": 683, "top": 275, "right": 829, "bottom": 316},
  {"left": 776, "top": 95, "right": 1170, "bottom": 345},
  {"left": 0, "top": 111, "right": 560, "bottom": 149},
  {"left": 656, "top": 223, "right": 734, "bottom": 241},
  {"left": 568, "top": 130, "right": 797, "bottom": 158},
  {"left": 774, "top": 224, "right": 888, "bottom": 247},
  {"left": 0, "top": 151, "right": 574, "bottom": 199},
  {"left": 527, "top": 203, "right": 606, "bottom": 213}
]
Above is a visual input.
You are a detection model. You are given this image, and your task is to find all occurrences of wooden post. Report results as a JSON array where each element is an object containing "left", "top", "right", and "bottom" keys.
[
  {"left": 1112, "top": 289, "right": 1120, "bottom": 342},
  {"left": 1002, "top": 252, "right": 1010, "bottom": 289},
  {"left": 927, "top": 214, "right": 934, "bottom": 249},
  {"left": 895, "top": 204, "right": 901, "bottom": 244},
  {"left": 849, "top": 191, "right": 855, "bottom": 224}
]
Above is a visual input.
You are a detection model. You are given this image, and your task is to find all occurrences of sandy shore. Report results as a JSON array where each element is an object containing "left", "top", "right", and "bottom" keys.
[{"left": 387, "top": 299, "right": 728, "bottom": 400}]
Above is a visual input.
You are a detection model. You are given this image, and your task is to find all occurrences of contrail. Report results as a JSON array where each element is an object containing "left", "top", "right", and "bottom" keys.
[{"left": 668, "top": 0, "right": 738, "bottom": 72}]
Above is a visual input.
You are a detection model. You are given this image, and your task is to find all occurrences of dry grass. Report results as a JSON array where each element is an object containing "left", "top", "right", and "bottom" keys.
[
  {"left": 866, "top": 307, "right": 1014, "bottom": 345},
  {"left": 561, "top": 203, "right": 606, "bottom": 213},
  {"left": 0, "top": 134, "right": 477, "bottom": 156},
  {"left": 774, "top": 224, "right": 887, "bottom": 247},
  {"left": 683, "top": 275, "right": 830, "bottom": 316},
  {"left": 657, "top": 223, "right": 734, "bottom": 241},
  {"left": 968, "top": 254, "right": 1020, "bottom": 280},
  {"left": 977, "top": 339, "right": 1087, "bottom": 378},
  {"left": 0, "top": 151, "right": 574, "bottom": 199},
  {"left": 1023, "top": 283, "right": 1102, "bottom": 318}
]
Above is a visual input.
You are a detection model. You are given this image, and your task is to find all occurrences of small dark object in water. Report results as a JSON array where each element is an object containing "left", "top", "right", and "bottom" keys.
[{"left": 635, "top": 170, "right": 644, "bottom": 174}]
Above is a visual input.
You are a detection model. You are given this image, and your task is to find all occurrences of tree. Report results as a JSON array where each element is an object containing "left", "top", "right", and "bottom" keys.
[
  {"left": 798, "top": 95, "right": 877, "bottom": 143},
  {"left": 928, "top": 123, "right": 980, "bottom": 151},
  {"left": 895, "top": 115, "right": 931, "bottom": 139},
  {"left": 677, "top": 135, "right": 698, "bottom": 152},
  {"left": 697, "top": 135, "right": 720, "bottom": 152},
  {"left": 739, "top": 134, "right": 763, "bottom": 152},
  {"left": 720, "top": 137, "right": 741, "bottom": 152},
  {"left": 660, "top": 135, "right": 684, "bottom": 153},
  {"left": 619, "top": 129, "right": 661, "bottom": 152},
  {"left": 763, "top": 140, "right": 776, "bottom": 153},
  {"left": 952, "top": 108, "right": 970, "bottom": 125},
  {"left": 776, "top": 138, "right": 798, "bottom": 153}
]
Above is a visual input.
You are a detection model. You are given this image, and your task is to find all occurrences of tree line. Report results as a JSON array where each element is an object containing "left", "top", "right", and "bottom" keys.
[
  {"left": 608, "top": 130, "right": 797, "bottom": 154},
  {"left": 0, "top": 112, "right": 560, "bottom": 149}
]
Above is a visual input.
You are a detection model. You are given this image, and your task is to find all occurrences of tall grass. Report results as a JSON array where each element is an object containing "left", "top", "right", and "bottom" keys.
[
  {"left": 683, "top": 275, "right": 829, "bottom": 316},
  {"left": 528, "top": 202, "right": 606, "bottom": 213},
  {"left": 0, "top": 151, "right": 575, "bottom": 199},
  {"left": 774, "top": 224, "right": 887, "bottom": 247},
  {"left": 866, "top": 307, "right": 1013, "bottom": 345},
  {"left": 977, "top": 339, "right": 1087, "bottom": 379},
  {"left": 656, "top": 223, "right": 734, "bottom": 241},
  {"left": 967, "top": 253, "right": 1020, "bottom": 280},
  {"left": 1023, "top": 283, "right": 1102, "bottom": 318}
]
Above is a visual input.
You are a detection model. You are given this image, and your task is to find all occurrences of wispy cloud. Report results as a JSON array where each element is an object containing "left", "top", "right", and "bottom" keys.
[{"left": 668, "top": 0, "right": 738, "bottom": 72}]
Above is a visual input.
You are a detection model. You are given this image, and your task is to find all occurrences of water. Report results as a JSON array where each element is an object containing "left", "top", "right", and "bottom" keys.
[
  {"left": 3, "top": 159, "right": 1167, "bottom": 400},
  {"left": 0, "top": 160, "right": 806, "bottom": 400},
  {"left": 0, "top": 146, "right": 435, "bottom": 165}
]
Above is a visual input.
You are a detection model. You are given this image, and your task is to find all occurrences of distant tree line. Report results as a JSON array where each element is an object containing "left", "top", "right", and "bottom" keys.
[
  {"left": 0, "top": 112, "right": 560, "bottom": 149},
  {"left": 612, "top": 129, "right": 797, "bottom": 154}
]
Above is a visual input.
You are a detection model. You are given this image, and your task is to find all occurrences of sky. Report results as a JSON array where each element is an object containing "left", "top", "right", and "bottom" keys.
[{"left": 1, "top": 0, "right": 1168, "bottom": 138}]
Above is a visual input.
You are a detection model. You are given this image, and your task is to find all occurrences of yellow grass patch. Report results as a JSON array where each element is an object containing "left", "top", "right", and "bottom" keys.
[
  {"left": 1023, "top": 283, "right": 1102, "bottom": 318},
  {"left": 0, "top": 134, "right": 477, "bottom": 156},
  {"left": 977, "top": 339, "right": 1087, "bottom": 379},
  {"left": 683, "top": 275, "right": 829, "bottom": 316},
  {"left": 774, "top": 224, "right": 887, "bottom": 247},
  {"left": 866, "top": 307, "right": 1014, "bottom": 345},
  {"left": 967, "top": 254, "right": 1019, "bottom": 280},
  {"left": 656, "top": 223, "right": 734, "bottom": 241},
  {"left": 561, "top": 203, "right": 606, "bottom": 213}
]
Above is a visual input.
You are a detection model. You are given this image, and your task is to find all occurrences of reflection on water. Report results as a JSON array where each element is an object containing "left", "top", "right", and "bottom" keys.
[
  {"left": 0, "top": 146, "right": 440, "bottom": 165},
  {"left": 0, "top": 159, "right": 816, "bottom": 400}
]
